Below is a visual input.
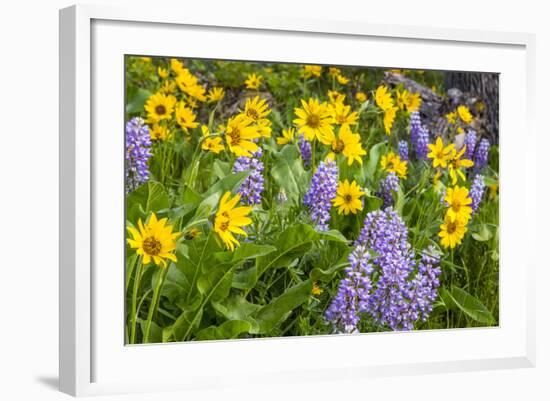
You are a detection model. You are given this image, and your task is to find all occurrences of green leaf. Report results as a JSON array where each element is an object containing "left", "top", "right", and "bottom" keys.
[
  {"left": 214, "top": 243, "right": 276, "bottom": 265},
  {"left": 471, "top": 224, "right": 493, "bottom": 242},
  {"left": 126, "top": 181, "right": 169, "bottom": 222},
  {"left": 395, "top": 186, "right": 406, "bottom": 216},
  {"left": 172, "top": 234, "right": 221, "bottom": 306},
  {"left": 252, "top": 280, "right": 313, "bottom": 334},
  {"left": 126, "top": 88, "right": 151, "bottom": 114},
  {"left": 165, "top": 308, "right": 203, "bottom": 342},
  {"left": 271, "top": 145, "right": 309, "bottom": 205},
  {"left": 310, "top": 249, "right": 351, "bottom": 282},
  {"left": 254, "top": 224, "right": 347, "bottom": 286},
  {"left": 195, "top": 320, "right": 252, "bottom": 341},
  {"left": 365, "top": 142, "right": 386, "bottom": 179},
  {"left": 212, "top": 159, "right": 230, "bottom": 180},
  {"left": 441, "top": 286, "right": 495, "bottom": 325},
  {"left": 232, "top": 266, "right": 258, "bottom": 289},
  {"left": 138, "top": 319, "right": 162, "bottom": 344},
  {"left": 212, "top": 295, "right": 261, "bottom": 321},
  {"left": 167, "top": 185, "right": 203, "bottom": 222},
  {"left": 364, "top": 194, "right": 383, "bottom": 212},
  {"left": 197, "top": 263, "right": 235, "bottom": 303}
]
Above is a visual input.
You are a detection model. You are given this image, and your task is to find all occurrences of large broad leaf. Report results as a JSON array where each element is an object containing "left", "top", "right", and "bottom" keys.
[
  {"left": 212, "top": 295, "right": 262, "bottom": 321},
  {"left": 138, "top": 319, "right": 162, "bottom": 344},
  {"left": 172, "top": 234, "right": 221, "bottom": 307},
  {"left": 310, "top": 247, "right": 351, "bottom": 282},
  {"left": 167, "top": 185, "right": 204, "bottom": 222},
  {"left": 271, "top": 145, "right": 309, "bottom": 205},
  {"left": 364, "top": 194, "right": 383, "bottom": 213},
  {"left": 213, "top": 243, "right": 276, "bottom": 265},
  {"left": 364, "top": 142, "right": 386, "bottom": 181},
  {"left": 252, "top": 280, "right": 313, "bottom": 334},
  {"left": 196, "top": 263, "right": 236, "bottom": 303},
  {"left": 395, "top": 186, "right": 406, "bottom": 216},
  {"left": 471, "top": 224, "right": 493, "bottom": 242},
  {"left": 126, "top": 88, "right": 151, "bottom": 114},
  {"left": 255, "top": 224, "right": 347, "bottom": 280},
  {"left": 126, "top": 181, "right": 169, "bottom": 223},
  {"left": 212, "top": 159, "right": 231, "bottom": 180},
  {"left": 440, "top": 286, "right": 495, "bottom": 325},
  {"left": 197, "top": 245, "right": 275, "bottom": 303},
  {"left": 195, "top": 320, "right": 252, "bottom": 341},
  {"left": 164, "top": 308, "right": 203, "bottom": 342}
]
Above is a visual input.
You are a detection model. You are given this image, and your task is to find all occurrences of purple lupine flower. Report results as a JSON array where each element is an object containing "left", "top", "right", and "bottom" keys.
[
  {"left": 402, "top": 246, "right": 441, "bottom": 324},
  {"left": 356, "top": 208, "right": 416, "bottom": 330},
  {"left": 303, "top": 159, "right": 338, "bottom": 231},
  {"left": 299, "top": 135, "right": 312, "bottom": 168},
  {"left": 470, "top": 174, "right": 486, "bottom": 212},
  {"left": 125, "top": 117, "right": 152, "bottom": 193},
  {"left": 415, "top": 126, "right": 430, "bottom": 160},
  {"left": 232, "top": 148, "right": 265, "bottom": 205},
  {"left": 326, "top": 208, "right": 442, "bottom": 332},
  {"left": 474, "top": 138, "right": 490, "bottom": 171},
  {"left": 464, "top": 129, "right": 477, "bottom": 160},
  {"left": 325, "top": 245, "right": 373, "bottom": 333},
  {"left": 409, "top": 111, "right": 421, "bottom": 150},
  {"left": 398, "top": 140, "right": 409, "bottom": 161},
  {"left": 377, "top": 172, "right": 399, "bottom": 208}
]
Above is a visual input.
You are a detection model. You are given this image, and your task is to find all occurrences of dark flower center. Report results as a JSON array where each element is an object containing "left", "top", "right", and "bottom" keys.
[
  {"left": 336, "top": 114, "right": 346, "bottom": 124},
  {"left": 143, "top": 236, "right": 162, "bottom": 256},
  {"left": 155, "top": 105, "right": 167, "bottom": 115},
  {"left": 332, "top": 139, "right": 345, "bottom": 153},
  {"left": 246, "top": 108, "right": 259, "bottom": 120},
  {"left": 446, "top": 221, "right": 457, "bottom": 234},
  {"left": 227, "top": 128, "right": 241, "bottom": 146},
  {"left": 306, "top": 113, "right": 321, "bottom": 128},
  {"left": 451, "top": 201, "right": 461, "bottom": 212},
  {"left": 344, "top": 194, "right": 353, "bottom": 203},
  {"left": 220, "top": 220, "right": 229, "bottom": 231}
]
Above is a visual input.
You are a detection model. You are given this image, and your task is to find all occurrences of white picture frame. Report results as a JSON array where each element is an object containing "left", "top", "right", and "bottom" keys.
[{"left": 59, "top": 3, "right": 536, "bottom": 397}]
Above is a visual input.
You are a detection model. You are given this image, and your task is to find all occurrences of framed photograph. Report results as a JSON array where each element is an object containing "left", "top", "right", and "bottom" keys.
[{"left": 59, "top": 4, "right": 536, "bottom": 396}]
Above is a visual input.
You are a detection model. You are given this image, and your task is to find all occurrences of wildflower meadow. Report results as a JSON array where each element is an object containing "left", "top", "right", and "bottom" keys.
[{"left": 125, "top": 56, "right": 499, "bottom": 344}]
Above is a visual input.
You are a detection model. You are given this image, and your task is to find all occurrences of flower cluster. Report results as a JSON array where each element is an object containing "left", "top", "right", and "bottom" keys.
[
  {"left": 380, "top": 151, "right": 408, "bottom": 178},
  {"left": 325, "top": 245, "right": 373, "bottom": 333},
  {"left": 375, "top": 86, "right": 399, "bottom": 135},
  {"left": 402, "top": 247, "right": 441, "bottom": 323},
  {"left": 446, "top": 104, "right": 474, "bottom": 127},
  {"left": 303, "top": 160, "right": 338, "bottom": 230},
  {"left": 356, "top": 209, "right": 416, "bottom": 330},
  {"left": 232, "top": 148, "right": 265, "bottom": 205},
  {"left": 464, "top": 129, "right": 477, "bottom": 160},
  {"left": 415, "top": 125, "right": 430, "bottom": 160},
  {"left": 470, "top": 174, "right": 486, "bottom": 212},
  {"left": 396, "top": 89, "right": 421, "bottom": 113},
  {"left": 426, "top": 135, "right": 474, "bottom": 185},
  {"left": 439, "top": 186, "right": 472, "bottom": 249},
  {"left": 377, "top": 172, "right": 399, "bottom": 208},
  {"left": 326, "top": 208, "right": 442, "bottom": 331},
  {"left": 474, "top": 138, "right": 490, "bottom": 171},
  {"left": 398, "top": 140, "right": 409, "bottom": 161},
  {"left": 409, "top": 111, "right": 422, "bottom": 150},
  {"left": 125, "top": 117, "right": 152, "bottom": 193},
  {"left": 299, "top": 135, "right": 312, "bottom": 167}
]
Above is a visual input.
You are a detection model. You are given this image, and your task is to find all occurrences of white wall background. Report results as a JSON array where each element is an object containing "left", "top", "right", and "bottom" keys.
[{"left": 0, "top": 0, "right": 547, "bottom": 399}]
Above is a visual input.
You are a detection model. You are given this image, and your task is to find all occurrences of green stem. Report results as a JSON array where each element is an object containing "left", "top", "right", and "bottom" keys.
[
  {"left": 129, "top": 257, "right": 144, "bottom": 344},
  {"left": 143, "top": 268, "right": 168, "bottom": 343}
]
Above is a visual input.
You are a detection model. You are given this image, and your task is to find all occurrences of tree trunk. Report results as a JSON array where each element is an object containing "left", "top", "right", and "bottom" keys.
[{"left": 444, "top": 72, "right": 499, "bottom": 144}]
